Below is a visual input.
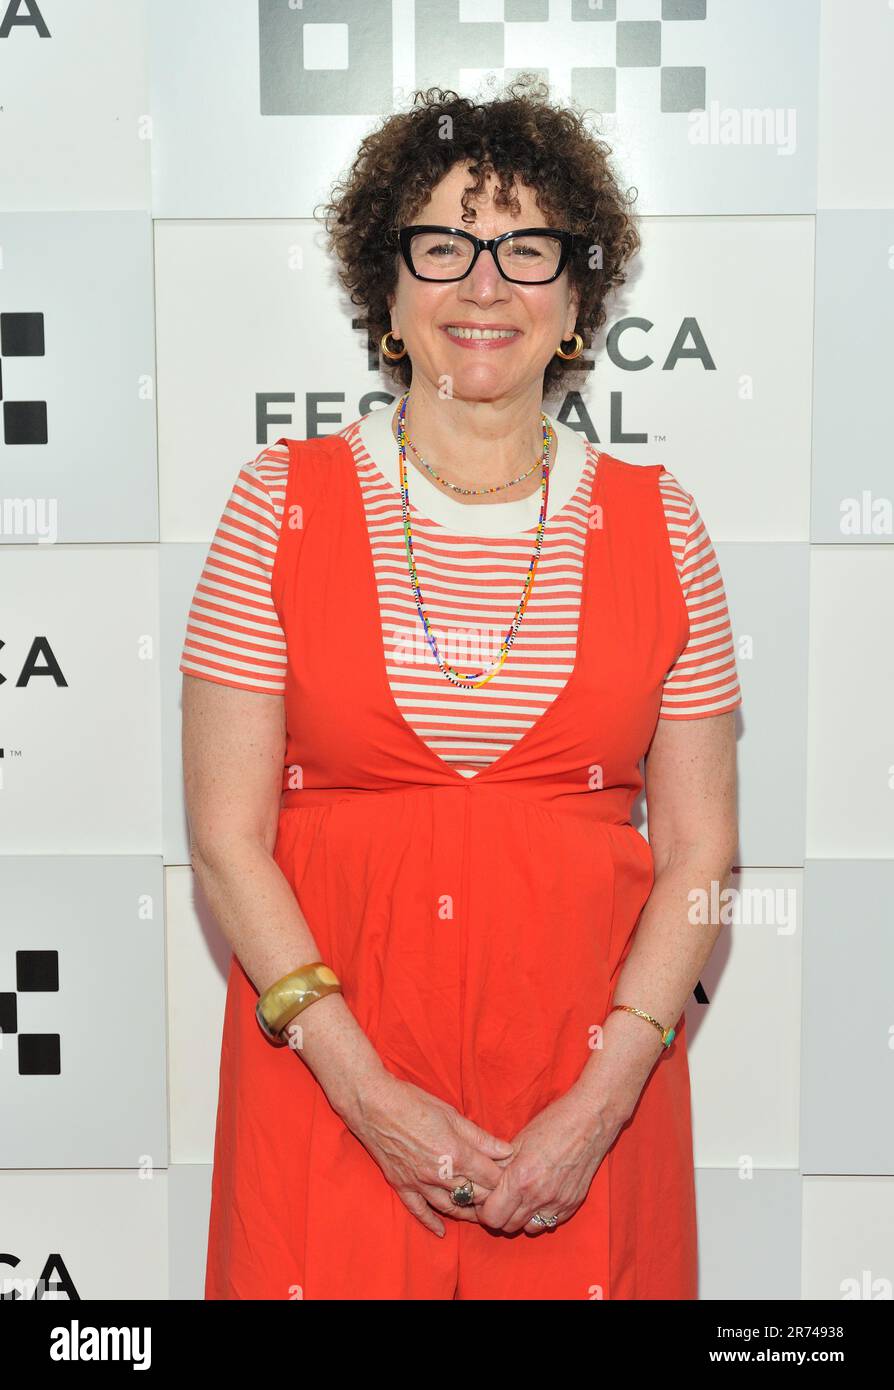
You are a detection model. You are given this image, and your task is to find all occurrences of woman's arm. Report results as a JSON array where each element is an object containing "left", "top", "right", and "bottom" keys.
[
  {"left": 477, "top": 711, "right": 739, "bottom": 1233},
  {"left": 181, "top": 673, "right": 387, "bottom": 1121},
  {"left": 181, "top": 673, "right": 515, "bottom": 1233},
  {"left": 574, "top": 709, "right": 740, "bottom": 1127}
]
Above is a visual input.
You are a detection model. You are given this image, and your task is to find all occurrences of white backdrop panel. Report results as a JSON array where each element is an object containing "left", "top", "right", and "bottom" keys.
[
  {"left": 801, "top": 860, "right": 894, "bottom": 1175},
  {"left": 696, "top": 1167, "right": 801, "bottom": 1300},
  {"left": 0, "top": 547, "right": 162, "bottom": 852},
  {"left": 689, "top": 869, "right": 802, "bottom": 1170},
  {"left": 587, "top": 215, "right": 814, "bottom": 541},
  {"left": 802, "top": 1177, "right": 894, "bottom": 1300},
  {"left": 0, "top": 856, "right": 167, "bottom": 1170},
  {"left": 817, "top": 0, "right": 894, "bottom": 211},
  {"left": 0, "top": 0, "right": 150, "bottom": 213},
  {"left": 150, "top": 0, "right": 819, "bottom": 218},
  {"left": 0, "top": 1170, "right": 168, "bottom": 1301},
  {"left": 811, "top": 210, "right": 894, "bottom": 544},
  {"left": 0, "top": 212, "right": 158, "bottom": 542},
  {"left": 167, "top": 1162, "right": 213, "bottom": 1300},
  {"left": 806, "top": 548, "right": 894, "bottom": 858},
  {"left": 696, "top": 543, "right": 808, "bottom": 869}
]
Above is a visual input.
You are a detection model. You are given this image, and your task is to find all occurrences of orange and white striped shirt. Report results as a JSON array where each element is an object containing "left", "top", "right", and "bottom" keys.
[{"left": 179, "top": 406, "right": 742, "bottom": 776}]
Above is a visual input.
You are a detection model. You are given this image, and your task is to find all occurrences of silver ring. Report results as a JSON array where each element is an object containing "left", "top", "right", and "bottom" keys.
[
  {"left": 530, "top": 1211, "right": 559, "bottom": 1228},
  {"left": 450, "top": 1178, "right": 475, "bottom": 1208}
]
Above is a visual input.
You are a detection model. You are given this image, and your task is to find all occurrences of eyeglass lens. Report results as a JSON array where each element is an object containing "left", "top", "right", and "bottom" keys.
[{"left": 408, "top": 231, "right": 562, "bottom": 282}]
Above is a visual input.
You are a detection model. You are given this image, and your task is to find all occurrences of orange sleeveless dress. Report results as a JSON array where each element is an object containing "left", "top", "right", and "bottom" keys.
[{"left": 204, "top": 433, "right": 697, "bottom": 1300}]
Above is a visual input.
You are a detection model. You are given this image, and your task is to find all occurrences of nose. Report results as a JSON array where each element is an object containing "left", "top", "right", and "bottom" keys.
[{"left": 460, "top": 247, "right": 511, "bottom": 301}]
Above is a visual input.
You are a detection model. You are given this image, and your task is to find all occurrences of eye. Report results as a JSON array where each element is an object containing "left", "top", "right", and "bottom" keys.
[{"left": 505, "top": 239, "right": 544, "bottom": 259}]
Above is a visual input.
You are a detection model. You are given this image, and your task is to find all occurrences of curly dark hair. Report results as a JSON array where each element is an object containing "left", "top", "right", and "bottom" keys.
[{"left": 316, "top": 73, "right": 641, "bottom": 400}]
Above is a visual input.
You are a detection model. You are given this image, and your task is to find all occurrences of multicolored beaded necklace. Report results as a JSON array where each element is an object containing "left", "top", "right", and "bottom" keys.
[
  {"left": 404, "top": 430, "right": 545, "bottom": 495},
  {"left": 395, "top": 390, "right": 553, "bottom": 690}
]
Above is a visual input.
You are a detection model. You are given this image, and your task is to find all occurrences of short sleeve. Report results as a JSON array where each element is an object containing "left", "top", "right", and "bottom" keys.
[
  {"left": 657, "top": 472, "right": 743, "bottom": 720},
  {"left": 178, "top": 446, "right": 291, "bottom": 694}
]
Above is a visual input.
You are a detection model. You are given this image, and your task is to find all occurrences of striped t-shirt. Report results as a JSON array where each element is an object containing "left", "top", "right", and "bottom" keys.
[{"left": 179, "top": 405, "right": 742, "bottom": 777}]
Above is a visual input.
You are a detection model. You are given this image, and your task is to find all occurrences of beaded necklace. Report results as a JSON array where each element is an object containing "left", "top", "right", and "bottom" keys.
[
  {"left": 404, "top": 433, "right": 543, "bottom": 495},
  {"left": 395, "top": 390, "right": 553, "bottom": 690}
]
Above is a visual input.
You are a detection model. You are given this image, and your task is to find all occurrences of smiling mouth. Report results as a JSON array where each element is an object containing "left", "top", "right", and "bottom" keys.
[{"left": 442, "top": 326, "right": 521, "bottom": 341}]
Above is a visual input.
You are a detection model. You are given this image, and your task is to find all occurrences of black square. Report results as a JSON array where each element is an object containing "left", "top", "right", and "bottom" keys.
[
  {"left": 16, "top": 950, "right": 59, "bottom": 992},
  {"left": 0, "top": 993, "right": 17, "bottom": 1033},
  {"left": 4, "top": 400, "right": 48, "bottom": 445},
  {"left": 0, "top": 311, "right": 45, "bottom": 356},
  {"left": 19, "top": 1034, "right": 61, "bottom": 1075}
]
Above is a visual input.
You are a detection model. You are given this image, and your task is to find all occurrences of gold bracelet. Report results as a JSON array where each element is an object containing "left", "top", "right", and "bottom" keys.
[
  {"left": 256, "top": 961, "right": 342, "bottom": 1046},
  {"left": 611, "top": 1004, "right": 676, "bottom": 1048}
]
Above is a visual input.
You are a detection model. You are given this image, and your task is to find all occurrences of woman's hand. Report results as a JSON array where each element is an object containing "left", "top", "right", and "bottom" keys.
[
  {"left": 477, "top": 1083, "right": 626, "bottom": 1235},
  {"left": 344, "top": 1071, "right": 516, "bottom": 1237}
]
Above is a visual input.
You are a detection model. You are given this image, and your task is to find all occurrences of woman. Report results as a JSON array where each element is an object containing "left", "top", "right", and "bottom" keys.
[{"left": 180, "top": 77, "right": 741, "bottom": 1301}]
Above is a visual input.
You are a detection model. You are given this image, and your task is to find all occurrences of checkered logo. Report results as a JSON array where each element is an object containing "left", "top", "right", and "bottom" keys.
[
  {"left": 259, "top": 0, "right": 707, "bottom": 116},
  {"left": 0, "top": 951, "right": 60, "bottom": 1075},
  {"left": 0, "top": 312, "right": 47, "bottom": 446}
]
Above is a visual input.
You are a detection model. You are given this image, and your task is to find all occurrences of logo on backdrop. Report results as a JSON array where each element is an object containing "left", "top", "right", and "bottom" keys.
[
  {"left": 0, "top": 639, "right": 67, "bottom": 683},
  {"left": 0, "top": 950, "right": 61, "bottom": 1075},
  {"left": 0, "top": 1252, "right": 79, "bottom": 1301},
  {"left": 0, "top": 311, "right": 47, "bottom": 445},
  {"left": 256, "top": 312, "right": 717, "bottom": 442},
  {"left": 0, "top": 0, "right": 50, "bottom": 40},
  {"left": 258, "top": 0, "right": 708, "bottom": 116}
]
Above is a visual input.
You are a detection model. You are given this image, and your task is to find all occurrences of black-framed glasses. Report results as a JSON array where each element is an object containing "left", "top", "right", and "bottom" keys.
[{"left": 396, "top": 225, "right": 578, "bottom": 285}]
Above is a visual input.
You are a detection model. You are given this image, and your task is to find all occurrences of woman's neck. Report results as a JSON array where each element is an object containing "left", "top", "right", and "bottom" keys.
[{"left": 389, "top": 387, "right": 556, "bottom": 507}]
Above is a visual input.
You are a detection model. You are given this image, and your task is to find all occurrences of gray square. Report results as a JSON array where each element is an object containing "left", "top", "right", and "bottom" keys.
[
  {"left": 571, "top": 0, "right": 617, "bottom": 20},
  {"left": 617, "top": 20, "right": 661, "bottom": 67},
  {"left": 506, "top": 0, "right": 549, "bottom": 20},
  {"left": 414, "top": 0, "right": 504, "bottom": 93},
  {"left": 661, "top": 65, "right": 706, "bottom": 111},
  {"left": 259, "top": 0, "right": 393, "bottom": 116},
  {"left": 663, "top": 0, "right": 707, "bottom": 19}
]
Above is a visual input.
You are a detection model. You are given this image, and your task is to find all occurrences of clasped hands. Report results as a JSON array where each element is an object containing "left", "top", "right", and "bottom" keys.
[{"left": 351, "top": 1071, "right": 627, "bottom": 1238}]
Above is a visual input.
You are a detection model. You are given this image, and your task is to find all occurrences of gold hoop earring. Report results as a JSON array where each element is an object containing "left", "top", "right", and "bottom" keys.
[
  {"left": 381, "top": 330, "right": 407, "bottom": 361},
  {"left": 555, "top": 332, "right": 584, "bottom": 360}
]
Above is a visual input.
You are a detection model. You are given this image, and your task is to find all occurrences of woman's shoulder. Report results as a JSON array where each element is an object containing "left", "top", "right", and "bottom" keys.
[
  {"left": 593, "top": 447, "right": 680, "bottom": 487},
  {"left": 592, "top": 448, "right": 694, "bottom": 510},
  {"left": 223, "top": 441, "right": 292, "bottom": 527},
  {"left": 238, "top": 420, "right": 366, "bottom": 510},
  {"left": 588, "top": 453, "right": 702, "bottom": 570},
  {"left": 243, "top": 438, "right": 292, "bottom": 483},
  {"left": 272, "top": 412, "right": 367, "bottom": 448},
  {"left": 253, "top": 420, "right": 364, "bottom": 470}
]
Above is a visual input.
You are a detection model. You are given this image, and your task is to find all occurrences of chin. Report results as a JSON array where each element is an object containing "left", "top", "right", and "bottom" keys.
[{"left": 437, "top": 367, "right": 526, "bottom": 403}]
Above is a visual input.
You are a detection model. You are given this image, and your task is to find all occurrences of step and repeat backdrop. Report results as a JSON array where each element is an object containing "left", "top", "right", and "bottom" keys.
[{"left": 0, "top": 0, "right": 892, "bottom": 1301}]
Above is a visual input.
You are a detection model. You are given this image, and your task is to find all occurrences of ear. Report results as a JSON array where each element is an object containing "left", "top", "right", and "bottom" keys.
[
  {"left": 564, "top": 282, "right": 581, "bottom": 340},
  {"left": 385, "top": 292, "right": 400, "bottom": 341}
]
